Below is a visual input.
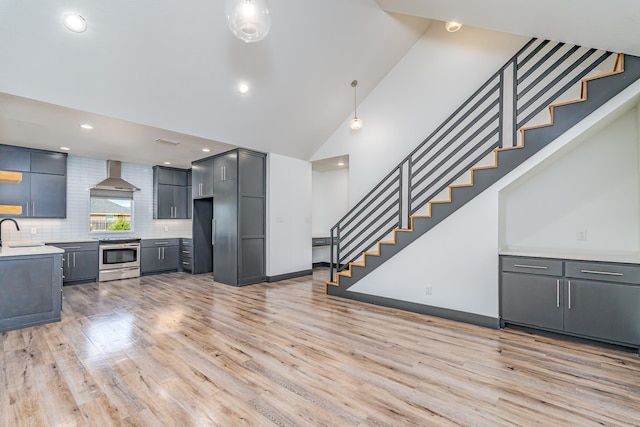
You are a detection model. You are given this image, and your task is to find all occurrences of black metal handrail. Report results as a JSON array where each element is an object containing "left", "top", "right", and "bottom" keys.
[{"left": 330, "top": 39, "right": 616, "bottom": 282}]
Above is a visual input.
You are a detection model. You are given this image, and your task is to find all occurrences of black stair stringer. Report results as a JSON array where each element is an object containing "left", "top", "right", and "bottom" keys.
[{"left": 328, "top": 54, "right": 640, "bottom": 298}]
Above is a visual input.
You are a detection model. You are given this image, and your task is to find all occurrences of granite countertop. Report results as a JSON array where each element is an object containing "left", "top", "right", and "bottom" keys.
[{"left": 0, "top": 244, "right": 64, "bottom": 258}]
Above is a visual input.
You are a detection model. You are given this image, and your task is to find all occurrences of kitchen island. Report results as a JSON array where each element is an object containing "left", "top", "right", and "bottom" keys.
[{"left": 0, "top": 244, "right": 64, "bottom": 332}]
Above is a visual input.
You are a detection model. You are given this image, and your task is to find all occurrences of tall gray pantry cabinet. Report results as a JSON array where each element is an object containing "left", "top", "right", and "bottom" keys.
[{"left": 191, "top": 149, "right": 266, "bottom": 286}]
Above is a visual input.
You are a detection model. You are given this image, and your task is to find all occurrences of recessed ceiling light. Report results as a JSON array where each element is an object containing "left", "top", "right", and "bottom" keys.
[
  {"left": 64, "top": 13, "right": 87, "bottom": 33},
  {"left": 238, "top": 83, "right": 249, "bottom": 94},
  {"left": 80, "top": 123, "right": 94, "bottom": 130},
  {"left": 60, "top": 147, "right": 71, "bottom": 151},
  {"left": 445, "top": 21, "right": 462, "bottom": 32},
  {"left": 164, "top": 162, "right": 171, "bottom": 165},
  {"left": 202, "top": 148, "right": 211, "bottom": 152}
]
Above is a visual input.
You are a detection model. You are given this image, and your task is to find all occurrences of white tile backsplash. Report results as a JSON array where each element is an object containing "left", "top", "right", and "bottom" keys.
[{"left": 3, "top": 155, "right": 192, "bottom": 242}]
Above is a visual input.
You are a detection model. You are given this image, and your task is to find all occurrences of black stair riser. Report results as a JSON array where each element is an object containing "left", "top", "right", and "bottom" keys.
[{"left": 333, "top": 54, "right": 640, "bottom": 293}]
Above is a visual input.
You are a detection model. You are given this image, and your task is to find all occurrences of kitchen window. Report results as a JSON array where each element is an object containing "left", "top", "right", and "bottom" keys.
[{"left": 89, "top": 189, "right": 134, "bottom": 232}]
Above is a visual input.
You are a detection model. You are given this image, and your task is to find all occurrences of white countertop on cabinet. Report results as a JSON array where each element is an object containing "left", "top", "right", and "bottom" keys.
[{"left": 0, "top": 244, "right": 64, "bottom": 258}]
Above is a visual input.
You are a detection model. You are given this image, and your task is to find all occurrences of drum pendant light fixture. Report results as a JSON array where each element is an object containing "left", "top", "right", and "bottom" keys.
[
  {"left": 349, "top": 80, "right": 363, "bottom": 130},
  {"left": 226, "top": 0, "right": 272, "bottom": 43}
]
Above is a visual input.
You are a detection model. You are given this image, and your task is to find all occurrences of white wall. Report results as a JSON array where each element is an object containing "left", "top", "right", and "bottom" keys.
[
  {"left": 266, "top": 153, "right": 312, "bottom": 276},
  {"left": 312, "top": 168, "right": 349, "bottom": 263},
  {"left": 311, "top": 25, "right": 528, "bottom": 206},
  {"left": 3, "top": 155, "right": 192, "bottom": 242},
  {"left": 501, "top": 108, "right": 639, "bottom": 257}
]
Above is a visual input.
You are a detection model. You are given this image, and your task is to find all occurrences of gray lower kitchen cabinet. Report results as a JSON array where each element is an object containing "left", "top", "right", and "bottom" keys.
[
  {"left": 501, "top": 272, "right": 563, "bottom": 331},
  {"left": 500, "top": 255, "right": 640, "bottom": 350},
  {"left": 180, "top": 238, "right": 193, "bottom": 273},
  {"left": 0, "top": 144, "right": 67, "bottom": 218},
  {"left": 47, "top": 241, "right": 99, "bottom": 284},
  {"left": 153, "top": 166, "right": 189, "bottom": 219},
  {"left": 141, "top": 239, "right": 179, "bottom": 274},
  {"left": 0, "top": 253, "right": 63, "bottom": 332}
]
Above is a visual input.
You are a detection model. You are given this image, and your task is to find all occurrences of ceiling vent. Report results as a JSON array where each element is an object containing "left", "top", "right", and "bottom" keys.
[{"left": 155, "top": 138, "right": 181, "bottom": 146}]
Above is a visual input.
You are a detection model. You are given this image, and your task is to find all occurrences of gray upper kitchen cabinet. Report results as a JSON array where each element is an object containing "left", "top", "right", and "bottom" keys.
[
  {"left": 192, "top": 157, "right": 214, "bottom": 199},
  {"left": 213, "top": 149, "right": 265, "bottom": 286},
  {"left": 29, "top": 173, "right": 66, "bottom": 218},
  {"left": 213, "top": 151, "right": 238, "bottom": 182},
  {"left": 153, "top": 166, "right": 189, "bottom": 219},
  {"left": 0, "top": 145, "right": 31, "bottom": 171},
  {"left": 0, "top": 144, "right": 67, "bottom": 218}
]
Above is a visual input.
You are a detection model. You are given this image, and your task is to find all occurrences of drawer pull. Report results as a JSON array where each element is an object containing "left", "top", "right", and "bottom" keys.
[
  {"left": 154, "top": 242, "right": 169, "bottom": 245},
  {"left": 513, "top": 264, "right": 548, "bottom": 270},
  {"left": 61, "top": 246, "right": 82, "bottom": 249},
  {"left": 182, "top": 262, "right": 190, "bottom": 265},
  {"left": 580, "top": 269, "right": 623, "bottom": 277}
]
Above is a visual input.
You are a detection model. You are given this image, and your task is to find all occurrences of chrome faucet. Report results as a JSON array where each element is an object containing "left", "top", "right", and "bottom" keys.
[{"left": 0, "top": 218, "right": 20, "bottom": 247}]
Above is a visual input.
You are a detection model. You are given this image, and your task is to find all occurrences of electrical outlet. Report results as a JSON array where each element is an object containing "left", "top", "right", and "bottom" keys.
[
  {"left": 164, "top": 226, "right": 169, "bottom": 232},
  {"left": 577, "top": 230, "right": 587, "bottom": 241},
  {"left": 30, "top": 227, "right": 37, "bottom": 235},
  {"left": 425, "top": 285, "right": 433, "bottom": 295}
]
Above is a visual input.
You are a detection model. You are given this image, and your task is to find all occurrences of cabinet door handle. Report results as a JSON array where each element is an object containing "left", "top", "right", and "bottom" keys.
[
  {"left": 580, "top": 269, "right": 623, "bottom": 277},
  {"left": 73, "top": 252, "right": 76, "bottom": 268},
  {"left": 567, "top": 280, "right": 571, "bottom": 310},
  {"left": 212, "top": 219, "right": 216, "bottom": 246},
  {"left": 162, "top": 247, "right": 165, "bottom": 260},
  {"left": 158, "top": 248, "right": 162, "bottom": 260},
  {"left": 32, "top": 201, "right": 35, "bottom": 216},
  {"left": 513, "top": 264, "right": 548, "bottom": 270},
  {"left": 556, "top": 279, "right": 560, "bottom": 308}
]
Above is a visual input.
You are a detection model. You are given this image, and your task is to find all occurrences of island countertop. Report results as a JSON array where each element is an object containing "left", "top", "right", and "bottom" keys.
[{"left": 0, "top": 244, "right": 65, "bottom": 258}]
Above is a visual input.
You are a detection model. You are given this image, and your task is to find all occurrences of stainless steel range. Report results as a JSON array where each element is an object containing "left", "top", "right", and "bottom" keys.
[{"left": 98, "top": 237, "right": 141, "bottom": 281}]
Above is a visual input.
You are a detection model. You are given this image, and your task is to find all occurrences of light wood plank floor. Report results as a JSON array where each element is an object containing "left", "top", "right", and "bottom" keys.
[{"left": 1, "top": 269, "right": 639, "bottom": 426}]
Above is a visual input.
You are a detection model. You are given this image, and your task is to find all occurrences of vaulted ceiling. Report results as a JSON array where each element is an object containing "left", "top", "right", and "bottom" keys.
[{"left": 0, "top": 0, "right": 638, "bottom": 168}]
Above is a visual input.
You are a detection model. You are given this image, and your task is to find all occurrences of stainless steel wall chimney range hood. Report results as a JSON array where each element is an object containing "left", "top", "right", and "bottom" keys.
[{"left": 93, "top": 160, "right": 140, "bottom": 191}]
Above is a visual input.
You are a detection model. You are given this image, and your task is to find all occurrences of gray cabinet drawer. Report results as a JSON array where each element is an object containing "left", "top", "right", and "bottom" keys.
[
  {"left": 501, "top": 256, "right": 563, "bottom": 277},
  {"left": 565, "top": 261, "right": 640, "bottom": 285},
  {"left": 141, "top": 238, "right": 179, "bottom": 248},
  {"left": 49, "top": 241, "right": 98, "bottom": 252}
]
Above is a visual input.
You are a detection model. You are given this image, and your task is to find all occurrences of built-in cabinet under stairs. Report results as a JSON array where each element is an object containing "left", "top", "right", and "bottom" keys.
[{"left": 326, "top": 39, "right": 640, "bottom": 301}]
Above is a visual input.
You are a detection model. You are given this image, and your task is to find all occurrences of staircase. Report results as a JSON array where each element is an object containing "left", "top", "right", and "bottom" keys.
[{"left": 327, "top": 39, "right": 640, "bottom": 298}]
